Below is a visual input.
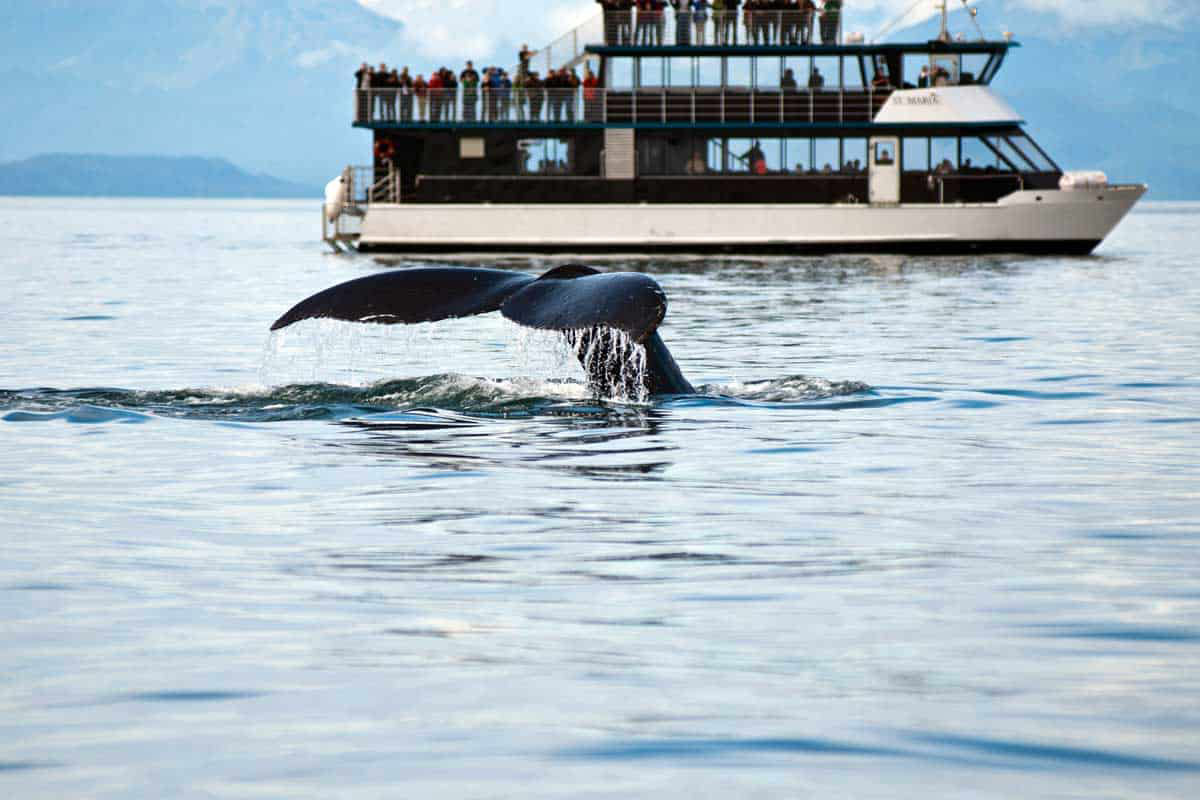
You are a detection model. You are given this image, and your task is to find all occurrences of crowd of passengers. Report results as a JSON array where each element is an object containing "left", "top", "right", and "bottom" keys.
[
  {"left": 597, "top": 0, "right": 844, "bottom": 46},
  {"left": 355, "top": 54, "right": 601, "bottom": 123}
]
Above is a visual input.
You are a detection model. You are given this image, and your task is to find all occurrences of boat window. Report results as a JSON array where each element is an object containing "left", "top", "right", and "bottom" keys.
[
  {"left": 902, "top": 137, "right": 929, "bottom": 172},
  {"left": 667, "top": 57, "right": 694, "bottom": 88},
  {"left": 696, "top": 56, "right": 721, "bottom": 89},
  {"left": 873, "top": 141, "right": 895, "bottom": 166},
  {"left": 638, "top": 57, "right": 665, "bottom": 88},
  {"left": 843, "top": 139, "right": 867, "bottom": 172},
  {"left": 983, "top": 136, "right": 1035, "bottom": 171},
  {"left": 806, "top": 56, "right": 838, "bottom": 90},
  {"left": 725, "top": 57, "right": 752, "bottom": 89},
  {"left": 785, "top": 138, "right": 812, "bottom": 173},
  {"left": 812, "top": 138, "right": 840, "bottom": 174},
  {"left": 960, "top": 137, "right": 1011, "bottom": 173},
  {"left": 517, "top": 138, "right": 573, "bottom": 175},
  {"left": 929, "top": 137, "right": 958, "bottom": 173},
  {"left": 929, "top": 55, "right": 960, "bottom": 86},
  {"left": 608, "top": 58, "right": 634, "bottom": 90},
  {"left": 840, "top": 55, "right": 866, "bottom": 91},
  {"left": 1008, "top": 133, "right": 1059, "bottom": 172},
  {"left": 638, "top": 134, "right": 710, "bottom": 175},
  {"left": 459, "top": 137, "right": 485, "bottom": 159},
  {"left": 958, "top": 54, "right": 988, "bottom": 85},
  {"left": 905, "top": 53, "right": 930, "bottom": 89}
]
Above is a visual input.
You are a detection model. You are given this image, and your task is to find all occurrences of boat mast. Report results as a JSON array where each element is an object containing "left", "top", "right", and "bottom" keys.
[{"left": 937, "top": 0, "right": 950, "bottom": 42}]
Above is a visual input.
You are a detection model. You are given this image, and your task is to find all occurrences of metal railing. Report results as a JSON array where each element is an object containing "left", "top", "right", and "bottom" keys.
[
  {"left": 355, "top": 85, "right": 890, "bottom": 126},
  {"left": 596, "top": 9, "right": 844, "bottom": 47},
  {"left": 533, "top": 12, "right": 606, "bottom": 72}
]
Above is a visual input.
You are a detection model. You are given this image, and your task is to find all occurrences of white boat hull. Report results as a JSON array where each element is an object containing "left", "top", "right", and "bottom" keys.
[{"left": 356, "top": 185, "right": 1146, "bottom": 255}]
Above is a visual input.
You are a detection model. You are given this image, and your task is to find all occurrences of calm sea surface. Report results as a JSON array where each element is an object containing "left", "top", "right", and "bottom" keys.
[{"left": 1, "top": 197, "right": 1198, "bottom": 798}]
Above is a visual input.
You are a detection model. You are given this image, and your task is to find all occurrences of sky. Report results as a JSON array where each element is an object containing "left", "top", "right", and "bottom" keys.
[{"left": 358, "top": 0, "right": 1187, "bottom": 66}]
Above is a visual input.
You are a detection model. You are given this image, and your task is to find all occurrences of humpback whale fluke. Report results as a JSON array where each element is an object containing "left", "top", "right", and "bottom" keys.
[{"left": 270, "top": 265, "right": 694, "bottom": 397}]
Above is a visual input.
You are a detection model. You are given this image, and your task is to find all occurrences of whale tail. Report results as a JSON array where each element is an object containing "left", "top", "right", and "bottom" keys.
[{"left": 270, "top": 265, "right": 694, "bottom": 397}]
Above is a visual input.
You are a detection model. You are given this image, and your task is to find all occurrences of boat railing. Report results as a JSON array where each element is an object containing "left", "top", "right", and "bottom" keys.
[
  {"left": 342, "top": 164, "right": 400, "bottom": 205},
  {"left": 532, "top": 12, "right": 606, "bottom": 73},
  {"left": 355, "top": 85, "right": 891, "bottom": 126},
  {"left": 596, "top": 9, "right": 845, "bottom": 47}
]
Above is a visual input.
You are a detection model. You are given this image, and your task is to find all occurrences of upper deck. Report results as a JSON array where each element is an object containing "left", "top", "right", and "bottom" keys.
[{"left": 352, "top": 7, "right": 1017, "bottom": 132}]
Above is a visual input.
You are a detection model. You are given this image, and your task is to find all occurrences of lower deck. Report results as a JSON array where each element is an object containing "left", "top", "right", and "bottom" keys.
[{"left": 339, "top": 185, "right": 1146, "bottom": 257}]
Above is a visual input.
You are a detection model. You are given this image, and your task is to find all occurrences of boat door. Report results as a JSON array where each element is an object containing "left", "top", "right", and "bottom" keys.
[{"left": 869, "top": 137, "right": 900, "bottom": 204}]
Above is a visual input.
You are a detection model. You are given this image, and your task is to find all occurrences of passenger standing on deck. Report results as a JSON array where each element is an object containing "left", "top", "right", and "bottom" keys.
[
  {"left": 461, "top": 61, "right": 480, "bottom": 121},
  {"left": 692, "top": 0, "right": 709, "bottom": 43},
  {"left": 527, "top": 71, "right": 544, "bottom": 120},
  {"left": 519, "top": 44, "right": 533, "bottom": 77},
  {"left": 617, "top": 0, "right": 634, "bottom": 44},
  {"left": 583, "top": 65, "right": 600, "bottom": 119},
  {"left": 635, "top": 0, "right": 649, "bottom": 44},
  {"left": 500, "top": 70, "right": 513, "bottom": 120},
  {"left": 444, "top": 67, "right": 458, "bottom": 121},
  {"left": 398, "top": 67, "right": 413, "bottom": 121},
  {"left": 373, "top": 63, "right": 389, "bottom": 121},
  {"left": 819, "top": 0, "right": 840, "bottom": 44},
  {"left": 599, "top": 0, "right": 618, "bottom": 44},
  {"left": 414, "top": 73, "right": 428, "bottom": 120},
  {"left": 355, "top": 63, "right": 372, "bottom": 122},
  {"left": 383, "top": 68, "right": 399, "bottom": 121},
  {"left": 782, "top": 0, "right": 800, "bottom": 44},
  {"left": 545, "top": 69, "right": 560, "bottom": 122},
  {"left": 800, "top": 0, "right": 815, "bottom": 44},
  {"left": 726, "top": 0, "right": 741, "bottom": 43},
  {"left": 566, "top": 68, "right": 580, "bottom": 122},
  {"left": 671, "top": 0, "right": 691, "bottom": 45},
  {"left": 808, "top": 66, "right": 824, "bottom": 88},
  {"left": 427, "top": 68, "right": 444, "bottom": 122},
  {"left": 514, "top": 68, "right": 527, "bottom": 121}
]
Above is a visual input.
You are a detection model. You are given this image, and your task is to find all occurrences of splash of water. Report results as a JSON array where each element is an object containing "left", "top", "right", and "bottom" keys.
[
  {"left": 565, "top": 326, "right": 651, "bottom": 404},
  {"left": 701, "top": 375, "right": 871, "bottom": 402}
]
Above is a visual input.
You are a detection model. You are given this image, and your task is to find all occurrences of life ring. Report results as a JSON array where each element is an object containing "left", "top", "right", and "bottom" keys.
[{"left": 374, "top": 139, "right": 395, "bottom": 162}]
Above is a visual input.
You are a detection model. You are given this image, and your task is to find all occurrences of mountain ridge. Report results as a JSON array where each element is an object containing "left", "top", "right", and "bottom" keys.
[{"left": 0, "top": 153, "right": 319, "bottom": 198}]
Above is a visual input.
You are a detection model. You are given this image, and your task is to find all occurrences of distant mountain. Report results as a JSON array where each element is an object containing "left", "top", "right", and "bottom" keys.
[
  {"left": 0, "top": 154, "right": 318, "bottom": 198},
  {"left": 0, "top": 0, "right": 406, "bottom": 187}
]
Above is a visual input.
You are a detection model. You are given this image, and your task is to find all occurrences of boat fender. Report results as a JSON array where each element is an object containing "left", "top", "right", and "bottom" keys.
[
  {"left": 324, "top": 174, "right": 347, "bottom": 222},
  {"left": 1059, "top": 170, "right": 1108, "bottom": 191}
]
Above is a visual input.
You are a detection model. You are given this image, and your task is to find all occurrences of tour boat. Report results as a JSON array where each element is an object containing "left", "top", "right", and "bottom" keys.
[{"left": 322, "top": 3, "right": 1144, "bottom": 255}]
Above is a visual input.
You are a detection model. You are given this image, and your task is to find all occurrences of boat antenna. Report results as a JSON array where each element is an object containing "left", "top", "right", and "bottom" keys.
[
  {"left": 960, "top": 0, "right": 987, "bottom": 41},
  {"left": 871, "top": 0, "right": 986, "bottom": 44}
]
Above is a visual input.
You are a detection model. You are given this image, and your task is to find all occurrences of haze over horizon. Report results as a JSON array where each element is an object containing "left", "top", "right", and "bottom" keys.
[{"left": 1, "top": 0, "right": 1195, "bottom": 196}]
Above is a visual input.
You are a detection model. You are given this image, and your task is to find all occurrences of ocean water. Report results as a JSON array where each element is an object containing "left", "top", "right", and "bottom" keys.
[{"left": 1, "top": 197, "right": 1198, "bottom": 798}]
